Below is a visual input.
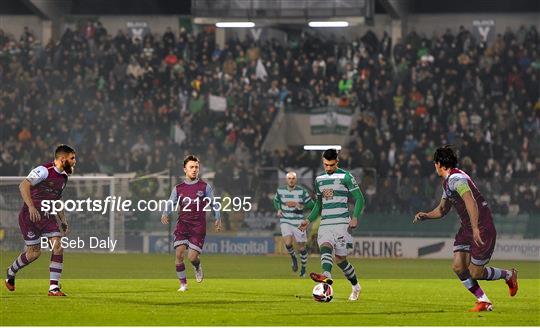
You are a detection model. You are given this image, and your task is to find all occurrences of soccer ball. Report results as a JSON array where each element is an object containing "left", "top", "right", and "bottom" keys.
[{"left": 312, "top": 283, "right": 333, "bottom": 302}]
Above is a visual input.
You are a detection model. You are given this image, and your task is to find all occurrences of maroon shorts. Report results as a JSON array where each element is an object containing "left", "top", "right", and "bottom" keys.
[
  {"left": 173, "top": 219, "right": 206, "bottom": 253},
  {"left": 19, "top": 207, "right": 62, "bottom": 246},
  {"left": 453, "top": 224, "right": 497, "bottom": 266}
]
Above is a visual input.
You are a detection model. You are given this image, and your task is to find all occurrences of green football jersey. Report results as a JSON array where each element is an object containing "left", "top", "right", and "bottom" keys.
[
  {"left": 273, "top": 186, "right": 312, "bottom": 226},
  {"left": 313, "top": 168, "right": 360, "bottom": 226}
]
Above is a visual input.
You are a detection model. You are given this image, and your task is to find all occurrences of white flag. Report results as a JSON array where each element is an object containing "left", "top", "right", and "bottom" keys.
[
  {"left": 209, "top": 94, "right": 227, "bottom": 112},
  {"left": 256, "top": 59, "right": 268, "bottom": 81},
  {"left": 174, "top": 124, "right": 186, "bottom": 145}
]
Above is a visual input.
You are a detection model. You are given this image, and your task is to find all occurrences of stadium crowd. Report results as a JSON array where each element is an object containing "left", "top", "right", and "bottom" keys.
[{"left": 0, "top": 22, "right": 539, "bottom": 221}]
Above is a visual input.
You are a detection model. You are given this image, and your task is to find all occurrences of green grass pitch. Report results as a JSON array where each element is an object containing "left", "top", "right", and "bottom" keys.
[{"left": 1, "top": 252, "right": 539, "bottom": 326}]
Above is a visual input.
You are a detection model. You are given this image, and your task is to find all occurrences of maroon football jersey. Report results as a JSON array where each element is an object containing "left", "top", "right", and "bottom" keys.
[
  {"left": 175, "top": 179, "right": 210, "bottom": 223},
  {"left": 442, "top": 168, "right": 494, "bottom": 231},
  {"left": 27, "top": 161, "right": 68, "bottom": 210}
]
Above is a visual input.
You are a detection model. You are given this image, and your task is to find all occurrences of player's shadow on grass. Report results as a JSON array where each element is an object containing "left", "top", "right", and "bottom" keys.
[
  {"left": 80, "top": 288, "right": 173, "bottom": 294},
  {"left": 220, "top": 290, "right": 300, "bottom": 298},
  {"left": 113, "top": 299, "right": 278, "bottom": 306},
  {"left": 281, "top": 310, "right": 447, "bottom": 316}
]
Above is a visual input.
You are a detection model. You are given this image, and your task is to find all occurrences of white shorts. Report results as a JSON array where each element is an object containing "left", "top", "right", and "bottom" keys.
[
  {"left": 280, "top": 223, "right": 307, "bottom": 243},
  {"left": 317, "top": 224, "right": 352, "bottom": 256}
]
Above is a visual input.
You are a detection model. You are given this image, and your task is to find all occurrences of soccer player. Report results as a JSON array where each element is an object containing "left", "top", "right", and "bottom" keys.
[
  {"left": 273, "top": 171, "right": 314, "bottom": 277},
  {"left": 161, "top": 155, "right": 221, "bottom": 292},
  {"left": 414, "top": 146, "right": 518, "bottom": 312},
  {"left": 5, "top": 144, "right": 75, "bottom": 296},
  {"left": 299, "top": 149, "right": 365, "bottom": 301}
]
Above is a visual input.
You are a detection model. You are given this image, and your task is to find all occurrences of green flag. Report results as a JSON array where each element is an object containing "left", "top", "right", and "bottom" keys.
[
  {"left": 310, "top": 107, "right": 353, "bottom": 135},
  {"left": 189, "top": 97, "right": 205, "bottom": 114}
]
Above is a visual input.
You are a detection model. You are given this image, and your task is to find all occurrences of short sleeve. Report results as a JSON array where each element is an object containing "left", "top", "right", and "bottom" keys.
[
  {"left": 448, "top": 175, "right": 471, "bottom": 197},
  {"left": 162, "top": 187, "right": 178, "bottom": 216},
  {"left": 204, "top": 183, "right": 214, "bottom": 198},
  {"left": 26, "top": 166, "right": 49, "bottom": 186}
]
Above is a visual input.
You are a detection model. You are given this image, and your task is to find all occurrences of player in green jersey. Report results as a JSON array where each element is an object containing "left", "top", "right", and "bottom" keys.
[
  {"left": 299, "top": 149, "right": 365, "bottom": 301},
  {"left": 273, "top": 171, "right": 314, "bottom": 276}
]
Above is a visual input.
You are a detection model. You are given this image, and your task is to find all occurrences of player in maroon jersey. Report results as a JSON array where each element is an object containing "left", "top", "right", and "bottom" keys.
[
  {"left": 160, "top": 155, "right": 221, "bottom": 292},
  {"left": 5, "top": 144, "right": 76, "bottom": 296},
  {"left": 414, "top": 146, "right": 518, "bottom": 312}
]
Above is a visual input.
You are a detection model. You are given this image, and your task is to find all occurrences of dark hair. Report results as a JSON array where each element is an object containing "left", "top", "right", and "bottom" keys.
[
  {"left": 322, "top": 149, "right": 338, "bottom": 161},
  {"left": 433, "top": 145, "right": 458, "bottom": 169},
  {"left": 54, "top": 144, "right": 75, "bottom": 158},
  {"left": 183, "top": 155, "right": 200, "bottom": 167}
]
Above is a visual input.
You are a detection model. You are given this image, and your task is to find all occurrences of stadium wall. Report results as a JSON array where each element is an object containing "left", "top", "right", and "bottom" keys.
[
  {"left": 224, "top": 13, "right": 539, "bottom": 41},
  {"left": 139, "top": 233, "right": 540, "bottom": 260},
  {"left": 348, "top": 237, "right": 540, "bottom": 261},
  {"left": 2, "top": 13, "right": 539, "bottom": 43},
  {"left": 407, "top": 13, "right": 540, "bottom": 37},
  {"left": 0, "top": 15, "right": 42, "bottom": 40},
  {"left": 87, "top": 15, "right": 181, "bottom": 34},
  {"left": 143, "top": 232, "right": 275, "bottom": 255}
]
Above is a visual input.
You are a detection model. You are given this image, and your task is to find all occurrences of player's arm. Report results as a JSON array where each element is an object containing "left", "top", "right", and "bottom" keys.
[
  {"left": 460, "top": 189, "right": 483, "bottom": 246},
  {"left": 19, "top": 179, "right": 36, "bottom": 210},
  {"left": 205, "top": 183, "right": 222, "bottom": 232},
  {"left": 306, "top": 194, "right": 322, "bottom": 222},
  {"left": 273, "top": 191, "right": 283, "bottom": 217},
  {"left": 160, "top": 188, "right": 178, "bottom": 225},
  {"left": 57, "top": 210, "right": 69, "bottom": 235},
  {"left": 413, "top": 197, "right": 451, "bottom": 223},
  {"left": 344, "top": 172, "right": 364, "bottom": 229},
  {"left": 349, "top": 188, "right": 365, "bottom": 228},
  {"left": 20, "top": 166, "right": 48, "bottom": 222},
  {"left": 303, "top": 188, "right": 315, "bottom": 211},
  {"left": 301, "top": 181, "right": 322, "bottom": 226},
  {"left": 299, "top": 194, "right": 321, "bottom": 232},
  {"left": 299, "top": 183, "right": 322, "bottom": 231},
  {"left": 300, "top": 179, "right": 325, "bottom": 231},
  {"left": 304, "top": 198, "right": 315, "bottom": 211}
]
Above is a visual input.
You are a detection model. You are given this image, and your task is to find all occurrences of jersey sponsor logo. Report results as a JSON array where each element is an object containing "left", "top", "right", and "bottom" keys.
[
  {"left": 42, "top": 181, "right": 62, "bottom": 197},
  {"left": 350, "top": 175, "right": 359, "bottom": 188},
  {"left": 322, "top": 189, "right": 334, "bottom": 200},
  {"left": 28, "top": 169, "right": 41, "bottom": 180}
]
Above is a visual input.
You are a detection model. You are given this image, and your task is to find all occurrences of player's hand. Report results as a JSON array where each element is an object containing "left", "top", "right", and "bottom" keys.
[
  {"left": 160, "top": 214, "right": 170, "bottom": 225},
  {"left": 214, "top": 219, "right": 222, "bottom": 232},
  {"left": 413, "top": 212, "right": 428, "bottom": 223},
  {"left": 349, "top": 218, "right": 358, "bottom": 229},
  {"left": 276, "top": 210, "right": 284, "bottom": 217},
  {"left": 472, "top": 228, "right": 484, "bottom": 246},
  {"left": 29, "top": 206, "right": 41, "bottom": 222},
  {"left": 298, "top": 219, "right": 309, "bottom": 232},
  {"left": 286, "top": 201, "right": 298, "bottom": 208}
]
